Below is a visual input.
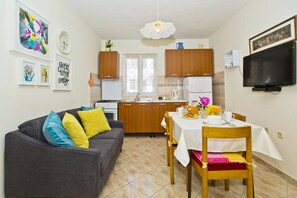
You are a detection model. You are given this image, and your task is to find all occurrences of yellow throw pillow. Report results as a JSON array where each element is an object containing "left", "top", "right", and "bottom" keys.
[
  {"left": 78, "top": 107, "right": 111, "bottom": 139},
  {"left": 62, "top": 113, "right": 89, "bottom": 148}
]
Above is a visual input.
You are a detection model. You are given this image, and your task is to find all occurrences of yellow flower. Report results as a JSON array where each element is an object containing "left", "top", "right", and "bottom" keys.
[{"left": 205, "top": 105, "right": 221, "bottom": 115}]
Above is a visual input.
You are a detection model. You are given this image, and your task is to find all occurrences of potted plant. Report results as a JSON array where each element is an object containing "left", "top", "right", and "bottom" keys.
[{"left": 105, "top": 40, "right": 113, "bottom": 51}]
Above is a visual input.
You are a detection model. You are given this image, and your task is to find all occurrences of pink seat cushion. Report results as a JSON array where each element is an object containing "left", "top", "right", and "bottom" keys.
[{"left": 192, "top": 151, "right": 247, "bottom": 171}]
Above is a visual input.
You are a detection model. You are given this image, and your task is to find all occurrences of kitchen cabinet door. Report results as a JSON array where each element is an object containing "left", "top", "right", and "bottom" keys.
[
  {"left": 157, "top": 102, "right": 167, "bottom": 133},
  {"left": 166, "top": 102, "right": 187, "bottom": 112},
  {"left": 197, "top": 49, "right": 214, "bottom": 76},
  {"left": 165, "top": 50, "right": 182, "bottom": 77},
  {"left": 99, "top": 51, "right": 119, "bottom": 79},
  {"left": 134, "top": 103, "right": 152, "bottom": 133},
  {"left": 118, "top": 103, "right": 135, "bottom": 133},
  {"left": 181, "top": 49, "right": 198, "bottom": 77}
]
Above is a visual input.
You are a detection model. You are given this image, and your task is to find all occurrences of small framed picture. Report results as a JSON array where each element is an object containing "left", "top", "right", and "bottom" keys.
[
  {"left": 53, "top": 54, "right": 72, "bottom": 90},
  {"left": 37, "top": 64, "right": 50, "bottom": 86},
  {"left": 18, "top": 59, "right": 36, "bottom": 85}
]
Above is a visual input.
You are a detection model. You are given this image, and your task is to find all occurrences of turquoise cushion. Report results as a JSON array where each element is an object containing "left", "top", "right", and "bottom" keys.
[
  {"left": 81, "top": 106, "right": 95, "bottom": 111},
  {"left": 42, "top": 111, "right": 75, "bottom": 147}
]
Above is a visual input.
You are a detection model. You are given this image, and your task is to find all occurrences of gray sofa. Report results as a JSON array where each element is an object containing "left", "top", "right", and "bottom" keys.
[{"left": 5, "top": 108, "right": 124, "bottom": 198}]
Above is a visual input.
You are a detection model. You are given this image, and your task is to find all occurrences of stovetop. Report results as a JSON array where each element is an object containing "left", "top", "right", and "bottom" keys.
[{"left": 96, "top": 100, "right": 121, "bottom": 103}]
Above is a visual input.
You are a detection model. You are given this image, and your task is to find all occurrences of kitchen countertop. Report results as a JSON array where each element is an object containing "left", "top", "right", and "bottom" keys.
[{"left": 119, "top": 99, "right": 187, "bottom": 103}]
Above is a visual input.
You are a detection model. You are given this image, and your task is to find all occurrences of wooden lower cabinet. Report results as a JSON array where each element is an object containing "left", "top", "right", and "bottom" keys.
[
  {"left": 118, "top": 102, "right": 187, "bottom": 133},
  {"left": 134, "top": 103, "right": 153, "bottom": 133},
  {"left": 166, "top": 102, "right": 187, "bottom": 112},
  {"left": 118, "top": 103, "right": 135, "bottom": 133}
]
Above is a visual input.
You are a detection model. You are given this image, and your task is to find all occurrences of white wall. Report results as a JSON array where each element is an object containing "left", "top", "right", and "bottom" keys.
[
  {"left": 101, "top": 39, "right": 209, "bottom": 75},
  {"left": 210, "top": 0, "right": 297, "bottom": 180},
  {"left": 0, "top": 0, "right": 100, "bottom": 197}
]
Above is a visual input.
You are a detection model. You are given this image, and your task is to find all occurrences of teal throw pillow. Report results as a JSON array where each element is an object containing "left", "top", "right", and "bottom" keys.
[
  {"left": 43, "top": 111, "right": 75, "bottom": 147},
  {"left": 81, "top": 106, "right": 95, "bottom": 111}
]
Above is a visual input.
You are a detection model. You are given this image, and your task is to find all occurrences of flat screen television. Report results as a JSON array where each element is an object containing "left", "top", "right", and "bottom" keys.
[{"left": 243, "top": 41, "right": 296, "bottom": 91}]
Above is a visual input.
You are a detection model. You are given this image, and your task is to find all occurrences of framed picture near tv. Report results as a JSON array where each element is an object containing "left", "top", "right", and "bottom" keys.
[{"left": 249, "top": 15, "right": 297, "bottom": 54}]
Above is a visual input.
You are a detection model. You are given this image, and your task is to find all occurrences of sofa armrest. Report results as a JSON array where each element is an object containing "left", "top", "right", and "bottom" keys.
[
  {"left": 108, "top": 119, "right": 123, "bottom": 128},
  {"left": 5, "top": 131, "right": 101, "bottom": 198}
]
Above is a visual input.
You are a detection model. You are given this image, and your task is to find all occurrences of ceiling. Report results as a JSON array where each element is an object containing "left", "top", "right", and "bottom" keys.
[{"left": 66, "top": 0, "right": 249, "bottom": 40}]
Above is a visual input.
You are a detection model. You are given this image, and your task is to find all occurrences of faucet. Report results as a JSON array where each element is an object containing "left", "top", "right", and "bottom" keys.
[{"left": 135, "top": 93, "right": 141, "bottom": 101}]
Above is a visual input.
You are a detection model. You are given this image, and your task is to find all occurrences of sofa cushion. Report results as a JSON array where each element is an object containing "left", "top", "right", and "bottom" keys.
[
  {"left": 78, "top": 108, "right": 111, "bottom": 139},
  {"left": 18, "top": 108, "right": 82, "bottom": 142},
  {"left": 62, "top": 113, "right": 89, "bottom": 148},
  {"left": 89, "top": 138, "right": 118, "bottom": 174},
  {"left": 42, "top": 111, "right": 74, "bottom": 147},
  {"left": 91, "top": 128, "right": 124, "bottom": 142}
]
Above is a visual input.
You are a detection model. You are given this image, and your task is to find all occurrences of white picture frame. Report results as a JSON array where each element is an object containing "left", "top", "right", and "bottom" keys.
[
  {"left": 37, "top": 64, "right": 50, "bottom": 86},
  {"left": 13, "top": 0, "right": 51, "bottom": 61},
  {"left": 18, "top": 59, "right": 37, "bottom": 85},
  {"left": 53, "top": 54, "right": 72, "bottom": 90}
]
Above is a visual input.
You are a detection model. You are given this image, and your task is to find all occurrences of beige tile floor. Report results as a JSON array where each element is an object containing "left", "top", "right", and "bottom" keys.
[{"left": 100, "top": 136, "right": 297, "bottom": 198}]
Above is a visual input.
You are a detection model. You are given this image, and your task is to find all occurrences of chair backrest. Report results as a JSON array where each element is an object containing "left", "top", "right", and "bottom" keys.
[
  {"left": 233, "top": 112, "right": 246, "bottom": 122},
  {"left": 164, "top": 112, "right": 173, "bottom": 142},
  {"left": 201, "top": 126, "right": 252, "bottom": 164}
]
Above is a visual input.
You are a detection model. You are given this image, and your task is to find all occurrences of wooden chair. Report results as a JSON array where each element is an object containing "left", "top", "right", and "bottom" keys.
[
  {"left": 233, "top": 112, "right": 246, "bottom": 122},
  {"left": 164, "top": 112, "right": 178, "bottom": 184},
  {"left": 187, "top": 126, "right": 253, "bottom": 198}
]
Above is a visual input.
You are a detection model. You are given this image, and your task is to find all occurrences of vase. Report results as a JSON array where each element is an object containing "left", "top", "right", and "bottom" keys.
[
  {"left": 200, "top": 108, "right": 207, "bottom": 119},
  {"left": 106, "top": 47, "right": 111, "bottom": 51}
]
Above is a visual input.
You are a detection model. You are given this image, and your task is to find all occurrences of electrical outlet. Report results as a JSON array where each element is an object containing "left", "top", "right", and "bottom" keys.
[{"left": 277, "top": 131, "right": 284, "bottom": 139}]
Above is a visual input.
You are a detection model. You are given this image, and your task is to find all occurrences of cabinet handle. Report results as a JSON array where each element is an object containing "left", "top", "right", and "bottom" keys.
[
  {"left": 104, "top": 76, "right": 111, "bottom": 78},
  {"left": 202, "top": 74, "right": 210, "bottom": 76},
  {"left": 124, "top": 104, "right": 131, "bottom": 106},
  {"left": 139, "top": 104, "right": 147, "bottom": 106},
  {"left": 159, "top": 104, "right": 166, "bottom": 106},
  {"left": 174, "top": 103, "right": 181, "bottom": 105},
  {"left": 186, "top": 74, "right": 193, "bottom": 76},
  {"left": 171, "top": 74, "right": 178, "bottom": 76}
]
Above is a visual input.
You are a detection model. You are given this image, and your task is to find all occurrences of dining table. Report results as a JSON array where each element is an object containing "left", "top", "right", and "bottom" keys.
[{"left": 163, "top": 112, "right": 282, "bottom": 167}]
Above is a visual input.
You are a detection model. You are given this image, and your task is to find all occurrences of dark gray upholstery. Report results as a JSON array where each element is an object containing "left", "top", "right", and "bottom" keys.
[{"left": 5, "top": 108, "right": 124, "bottom": 198}]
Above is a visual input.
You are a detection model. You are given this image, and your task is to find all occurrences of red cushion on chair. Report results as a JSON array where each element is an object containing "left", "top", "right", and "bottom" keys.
[{"left": 192, "top": 151, "right": 247, "bottom": 171}]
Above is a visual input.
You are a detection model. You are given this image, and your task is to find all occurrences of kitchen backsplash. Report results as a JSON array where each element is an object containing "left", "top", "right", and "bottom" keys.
[{"left": 90, "top": 74, "right": 225, "bottom": 107}]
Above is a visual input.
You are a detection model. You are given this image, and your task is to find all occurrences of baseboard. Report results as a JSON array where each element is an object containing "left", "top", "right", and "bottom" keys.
[{"left": 253, "top": 155, "right": 297, "bottom": 186}]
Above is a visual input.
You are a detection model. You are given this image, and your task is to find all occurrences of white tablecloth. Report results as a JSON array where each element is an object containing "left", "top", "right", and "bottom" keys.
[{"left": 165, "top": 112, "right": 282, "bottom": 167}]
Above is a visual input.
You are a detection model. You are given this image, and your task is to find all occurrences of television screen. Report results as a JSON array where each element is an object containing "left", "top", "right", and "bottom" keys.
[{"left": 243, "top": 41, "right": 296, "bottom": 88}]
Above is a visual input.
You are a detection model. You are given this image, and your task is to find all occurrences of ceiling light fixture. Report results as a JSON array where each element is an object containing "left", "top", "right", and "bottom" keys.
[{"left": 140, "top": 0, "right": 176, "bottom": 39}]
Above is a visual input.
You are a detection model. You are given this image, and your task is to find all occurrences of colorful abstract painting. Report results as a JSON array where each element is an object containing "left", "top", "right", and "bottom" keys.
[
  {"left": 53, "top": 54, "right": 72, "bottom": 90},
  {"left": 19, "top": 60, "right": 36, "bottom": 85},
  {"left": 15, "top": 1, "right": 51, "bottom": 61}
]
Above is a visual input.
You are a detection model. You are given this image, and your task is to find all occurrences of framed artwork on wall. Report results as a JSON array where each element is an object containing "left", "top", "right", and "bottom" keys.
[
  {"left": 13, "top": 0, "right": 51, "bottom": 61},
  {"left": 37, "top": 64, "right": 50, "bottom": 86},
  {"left": 18, "top": 59, "right": 36, "bottom": 85},
  {"left": 249, "top": 15, "right": 297, "bottom": 54},
  {"left": 53, "top": 54, "right": 72, "bottom": 91}
]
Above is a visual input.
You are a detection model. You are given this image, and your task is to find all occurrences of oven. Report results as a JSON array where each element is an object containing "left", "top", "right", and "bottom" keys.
[{"left": 95, "top": 101, "right": 118, "bottom": 120}]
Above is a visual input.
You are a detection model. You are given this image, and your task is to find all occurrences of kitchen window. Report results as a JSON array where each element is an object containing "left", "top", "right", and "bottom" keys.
[{"left": 123, "top": 54, "right": 157, "bottom": 96}]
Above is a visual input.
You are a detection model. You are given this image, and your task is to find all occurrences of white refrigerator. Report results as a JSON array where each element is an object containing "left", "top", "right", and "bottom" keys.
[{"left": 183, "top": 77, "right": 213, "bottom": 105}]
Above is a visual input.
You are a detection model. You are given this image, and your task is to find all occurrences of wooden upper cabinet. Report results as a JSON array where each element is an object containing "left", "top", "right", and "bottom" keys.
[
  {"left": 165, "top": 49, "right": 214, "bottom": 77},
  {"left": 197, "top": 49, "right": 214, "bottom": 76},
  {"left": 165, "top": 49, "right": 182, "bottom": 77},
  {"left": 99, "top": 51, "right": 119, "bottom": 79},
  {"left": 182, "top": 49, "right": 199, "bottom": 77}
]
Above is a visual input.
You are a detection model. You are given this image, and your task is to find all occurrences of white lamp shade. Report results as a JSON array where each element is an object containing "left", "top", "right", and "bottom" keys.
[{"left": 140, "top": 20, "right": 176, "bottom": 39}]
